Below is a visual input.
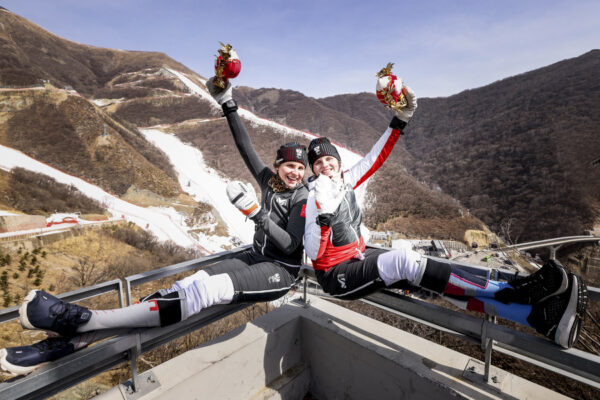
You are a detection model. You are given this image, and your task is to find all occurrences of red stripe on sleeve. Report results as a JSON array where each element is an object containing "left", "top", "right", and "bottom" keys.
[
  {"left": 353, "top": 129, "right": 402, "bottom": 189},
  {"left": 317, "top": 226, "right": 331, "bottom": 259}
]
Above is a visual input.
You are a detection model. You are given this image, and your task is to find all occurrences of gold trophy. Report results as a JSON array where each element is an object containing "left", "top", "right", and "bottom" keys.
[
  {"left": 376, "top": 63, "right": 407, "bottom": 111},
  {"left": 214, "top": 42, "right": 241, "bottom": 88}
]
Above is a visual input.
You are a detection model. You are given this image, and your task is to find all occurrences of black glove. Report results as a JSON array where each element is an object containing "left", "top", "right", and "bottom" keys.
[{"left": 317, "top": 213, "right": 334, "bottom": 227}]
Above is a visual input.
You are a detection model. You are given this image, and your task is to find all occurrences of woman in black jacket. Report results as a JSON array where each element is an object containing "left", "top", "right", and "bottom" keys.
[{"left": 0, "top": 78, "right": 309, "bottom": 376}]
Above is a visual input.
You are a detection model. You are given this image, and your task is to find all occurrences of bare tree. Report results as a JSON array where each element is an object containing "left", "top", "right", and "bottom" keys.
[
  {"left": 500, "top": 217, "right": 519, "bottom": 245},
  {"left": 70, "top": 257, "right": 106, "bottom": 287}
]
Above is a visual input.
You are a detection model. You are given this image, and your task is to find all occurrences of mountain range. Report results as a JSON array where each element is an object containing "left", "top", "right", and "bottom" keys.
[{"left": 1, "top": 7, "right": 598, "bottom": 246}]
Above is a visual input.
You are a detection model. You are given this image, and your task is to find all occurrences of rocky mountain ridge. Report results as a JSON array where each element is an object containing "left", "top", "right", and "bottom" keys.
[{"left": 6, "top": 7, "right": 597, "bottom": 245}]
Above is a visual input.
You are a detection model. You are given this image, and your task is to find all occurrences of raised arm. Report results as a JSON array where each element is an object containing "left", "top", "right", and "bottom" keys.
[
  {"left": 207, "top": 78, "right": 268, "bottom": 182},
  {"left": 344, "top": 85, "right": 418, "bottom": 189}
]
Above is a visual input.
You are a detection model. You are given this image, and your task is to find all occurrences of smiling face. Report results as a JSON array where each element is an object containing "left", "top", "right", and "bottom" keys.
[
  {"left": 312, "top": 156, "right": 340, "bottom": 177},
  {"left": 277, "top": 161, "right": 306, "bottom": 188}
]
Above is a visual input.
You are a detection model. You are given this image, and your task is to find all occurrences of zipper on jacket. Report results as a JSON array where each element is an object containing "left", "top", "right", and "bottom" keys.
[
  {"left": 262, "top": 193, "right": 275, "bottom": 255},
  {"left": 343, "top": 193, "right": 362, "bottom": 257}
]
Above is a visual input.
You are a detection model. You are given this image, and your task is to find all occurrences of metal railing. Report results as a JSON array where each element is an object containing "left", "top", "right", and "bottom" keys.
[
  {"left": 301, "top": 254, "right": 600, "bottom": 389},
  {"left": 362, "top": 290, "right": 600, "bottom": 388},
  {"left": 0, "top": 279, "right": 124, "bottom": 324},
  {"left": 0, "top": 304, "right": 251, "bottom": 400},
  {"left": 0, "top": 246, "right": 253, "bottom": 400},
  {"left": 1, "top": 247, "right": 599, "bottom": 399},
  {"left": 123, "top": 245, "right": 251, "bottom": 306}
]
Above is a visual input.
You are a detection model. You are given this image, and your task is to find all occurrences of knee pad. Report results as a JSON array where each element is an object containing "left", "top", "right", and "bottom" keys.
[
  {"left": 184, "top": 273, "right": 235, "bottom": 316},
  {"left": 377, "top": 249, "right": 425, "bottom": 286},
  {"left": 171, "top": 269, "right": 210, "bottom": 292}
]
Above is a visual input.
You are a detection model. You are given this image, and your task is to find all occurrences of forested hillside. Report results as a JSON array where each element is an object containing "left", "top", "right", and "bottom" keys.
[
  {"left": 238, "top": 51, "right": 600, "bottom": 241},
  {"left": 404, "top": 50, "right": 600, "bottom": 241},
  {"left": 3, "top": 6, "right": 597, "bottom": 243}
]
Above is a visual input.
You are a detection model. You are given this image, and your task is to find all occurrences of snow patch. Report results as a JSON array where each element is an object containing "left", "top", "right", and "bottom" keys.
[{"left": 0, "top": 144, "right": 200, "bottom": 249}]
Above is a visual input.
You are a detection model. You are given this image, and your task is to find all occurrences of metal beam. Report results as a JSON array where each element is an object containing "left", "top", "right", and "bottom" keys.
[
  {"left": 362, "top": 290, "right": 600, "bottom": 388},
  {"left": 0, "top": 303, "right": 251, "bottom": 400},
  {"left": 0, "top": 279, "right": 123, "bottom": 323},
  {"left": 124, "top": 245, "right": 251, "bottom": 305}
]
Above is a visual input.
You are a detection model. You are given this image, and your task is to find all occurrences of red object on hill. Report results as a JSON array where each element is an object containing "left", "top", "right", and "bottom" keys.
[{"left": 46, "top": 217, "right": 79, "bottom": 227}]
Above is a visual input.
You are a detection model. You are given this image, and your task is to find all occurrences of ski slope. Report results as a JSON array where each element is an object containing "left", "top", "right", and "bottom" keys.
[
  {"left": 167, "top": 69, "right": 369, "bottom": 206},
  {"left": 0, "top": 144, "right": 201, "bottom": 249},
  {"left": 139, "top": 127, "right": 255, "bottom": 244},
  {"left": 0, "top": 68, "right": 374, "bottom": 252}
]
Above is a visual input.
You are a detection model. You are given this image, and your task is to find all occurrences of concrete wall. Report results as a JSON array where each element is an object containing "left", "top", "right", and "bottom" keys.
[
  {"left": 0, "top": 215, "right": 45, "bottom": 233},
  {"left": 96, "top": 296, "right": 568, "bottom": 400},
  {"left": 0, "top": 221, "right": 125, "bottom": 252}
]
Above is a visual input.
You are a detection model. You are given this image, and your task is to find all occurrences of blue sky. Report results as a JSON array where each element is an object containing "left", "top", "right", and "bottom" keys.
[{"left": 2, "top": 0, "right": 599, "bottom": 98}]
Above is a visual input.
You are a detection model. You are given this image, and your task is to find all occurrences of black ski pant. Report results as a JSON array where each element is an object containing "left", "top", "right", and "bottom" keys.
[
  {"left": 202, "top": 249, "right": 300, "bottom": 303},
  {"left": 314, "top": 248, "right": 414, "bottom": 300}
]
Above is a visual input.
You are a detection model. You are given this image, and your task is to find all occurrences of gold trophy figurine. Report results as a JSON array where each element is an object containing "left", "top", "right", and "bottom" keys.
[
  {"left": 376, "top": 62, "right": 408, "bottom": 111},
  {"left": 214, "top": 42, "right": 241, "bottom": 88}
]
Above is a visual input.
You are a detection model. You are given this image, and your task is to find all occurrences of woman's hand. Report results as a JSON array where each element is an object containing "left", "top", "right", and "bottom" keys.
[
  {"left": 314, "top": 174, "right": 345, "bottom": 214},
  {"left": 206, "top": 77, "right": 233, "bottom": 105},
  {"left": 226, "top": 181, "right": 261, "bottom": 219},
  {"left": 396, "top": 85, "right": 417, "bottom": 122}
]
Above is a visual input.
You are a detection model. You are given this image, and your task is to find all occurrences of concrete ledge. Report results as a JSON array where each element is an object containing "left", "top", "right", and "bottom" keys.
[
  {"left": 97, "top": 295, "right": 568, "bottom": 400},
  {"left": 0, "top": 215, "right": 45, "bottom": 233}
]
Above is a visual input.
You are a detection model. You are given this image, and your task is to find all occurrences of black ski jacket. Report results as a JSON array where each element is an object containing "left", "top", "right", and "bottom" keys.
[{"left": 222, "top": 100, "right": 308, "bottom": 266}]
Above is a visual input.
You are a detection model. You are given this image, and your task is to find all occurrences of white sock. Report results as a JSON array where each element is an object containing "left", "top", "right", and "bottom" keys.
[{"left": 77, "top": 302, "right": 161, "bottom": 332}]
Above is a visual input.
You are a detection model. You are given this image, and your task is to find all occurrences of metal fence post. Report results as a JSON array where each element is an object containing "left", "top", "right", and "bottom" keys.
[
  {"left": 128, "top": 332, "right": 142, "bottom": 393},
  {"left": 483, "top": 315, "right": 496, "bottom": 383},
  {"left": 126, "top": 279, "right": 133, "bottom": 306},
  {"left": 483, "top": 268, "right": 498, "bottom": 383},
  {"left": 117, "top": 280, "right": 125, "bottom": 308}
]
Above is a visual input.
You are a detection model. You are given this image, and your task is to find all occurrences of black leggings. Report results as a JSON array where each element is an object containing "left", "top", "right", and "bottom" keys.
[
  {"left": 203, "top": 249, "right": 300, "bottom": 303},
  {"left": 315, "top": 248, "right": 385, "bottom": 300}
]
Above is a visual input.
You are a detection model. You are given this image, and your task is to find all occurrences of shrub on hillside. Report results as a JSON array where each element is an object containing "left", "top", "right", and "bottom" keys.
[
  {"left": 103, "top": 114, "right": 179, "bottom": 183},
  {"left": 6, "top": 167, "right": 106, "bottom": 215},
  {"left": 112, "top": 96, "right": 215, "bottom": 126},
  {"left": 137, "top": 77, "right": 188, "bottom": 93},
  {"left": 0, "top": 68, "right": 41, "bottom": 86},
  {"left": 94, "top": 86, "right": 154, "bottom": 99},
  {"left": 102, "top": 223, "right": 201, "bottom": 270},
  {"left": 7, "top": 97, "right": 180, "bottom": 197}
]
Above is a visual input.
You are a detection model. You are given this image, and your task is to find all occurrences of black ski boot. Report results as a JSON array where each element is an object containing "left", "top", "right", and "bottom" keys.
[
  {"left": 495, "top": 259, "right": 568, "bottom": 304},
  {"left": 0, "top": 337, "right": 76, "bottom": 376},
  {"left": 527, "top": 273, "right": 587, "bottom": 349},
  {"left": 19, "top": 290, "right": 91, "bottom": 337}
]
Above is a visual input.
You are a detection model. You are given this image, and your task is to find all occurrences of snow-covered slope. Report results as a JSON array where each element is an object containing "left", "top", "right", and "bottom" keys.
[
  {"left": 168, "top": 69, "right": 369, "bottom": 205},
  {"left": 0, "top": 69, "right": 373, "bottom": 254},
  {"left": 139, "top": 127, "right": 255, "bottom": 244},
  {"left": 0, "top": 144, "right": 204, "bottom": 250}
]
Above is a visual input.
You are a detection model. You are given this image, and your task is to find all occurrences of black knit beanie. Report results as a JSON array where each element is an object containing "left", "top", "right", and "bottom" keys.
[
  {"left": 308, "top": 137, "right": 341, "bottom": 169},
  {"left": 275, "top": 142, "right": 308, "bottom": 166}
]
